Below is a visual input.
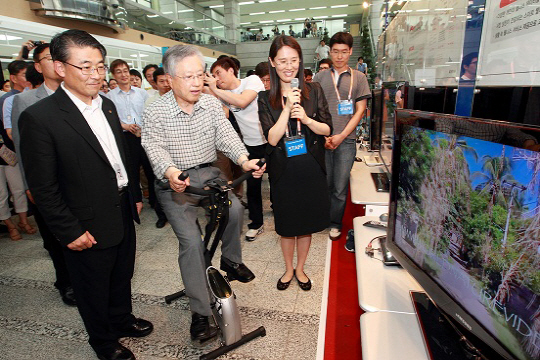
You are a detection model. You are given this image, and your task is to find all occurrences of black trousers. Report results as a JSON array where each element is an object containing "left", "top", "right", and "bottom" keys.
[
  {"left": 30, "top": 201, "right": 71, "bottom": 290},
  {"left": 62, "top": 192, "right": 136, "bottom": 351},
  {"left": 245, "top": 144, "right": 266, "bottom": 229},
  {"left": 123, "top": 132, "right": 166, "bottom": 220}
]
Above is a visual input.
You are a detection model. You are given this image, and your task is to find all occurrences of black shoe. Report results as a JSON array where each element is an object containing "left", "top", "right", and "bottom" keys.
[
  {"left": 190, "top": 313, "right": 218, "bottom": 341},
  {"left": 277, "top": 272, "right": 293, "bottom": 290},
  {"left": 96, "top": 343, "right": 135, "bottom": 360},
  {"left": 294, "top": 270, "right": 312, "bottom": 291},
  {"left": 155, "top": 218, "right": 167, "bottom": 228},
  {"left": 220, "top": 257, "right": 255, "bottom": 283},
  {"left": 344, "top": 229, "right": 355, "bottom": 253},
  {"left": 116, "top": 318, "right": 153, "bottom": 338},
  {"left": 59, "top": 286, "right": 76, "bottom": 306}
]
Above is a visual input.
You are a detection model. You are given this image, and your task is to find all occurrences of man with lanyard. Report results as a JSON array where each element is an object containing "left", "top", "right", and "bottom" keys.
[
  {"left": 108, "top": 59, "right": 168, "bottom": 228},
  {"left": 313, "top": 32, "right": 371, "bottom": 242},
  {"left": 206, "top": 56, "right": 267, "bottom": 242},
  {"left": 142, "top": 45, "right": 264, "bottom": 341}
]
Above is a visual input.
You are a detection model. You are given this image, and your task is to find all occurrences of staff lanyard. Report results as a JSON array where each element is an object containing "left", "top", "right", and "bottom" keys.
[
  {"left": 281, "top": 96, "right": 302, "bottom": 138},
  {"left": 330, "top": 67, "right": 354, "bottom": 102}
]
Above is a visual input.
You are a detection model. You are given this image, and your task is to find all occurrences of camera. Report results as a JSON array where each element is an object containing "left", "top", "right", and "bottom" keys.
[{"left": 33, "top": 41, "right": 43, "bottom": 47}]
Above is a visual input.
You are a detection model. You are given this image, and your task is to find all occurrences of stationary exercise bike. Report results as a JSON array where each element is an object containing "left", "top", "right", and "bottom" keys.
[{"left": 161, "top": 160, "right": 267, "bottom": 360}]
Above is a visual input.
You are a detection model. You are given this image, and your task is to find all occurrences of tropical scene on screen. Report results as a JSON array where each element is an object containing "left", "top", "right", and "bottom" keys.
[{"left": 394, "top": 125, "right": 540, "bottom": 360}]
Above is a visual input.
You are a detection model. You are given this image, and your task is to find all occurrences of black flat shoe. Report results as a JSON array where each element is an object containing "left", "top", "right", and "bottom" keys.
[
  {"left": 116, "top": 318, "right": 154, "bottom": 338},
  {"left": 220, "top": 257, "right": 255, "bottom": 283},
  {"left": 190, "top": 313, "right": 218, "bottom": 341},
  {"left": 294, "top": 270, "right": 312, "bottom": 291},
  {"left": 277, "top": 272, "right": 293, "bottom": 290},
  {"left": 59, "top": 286, "right": 77, "bottom": 306},
  {"left": 95, "top": 343, "right": 135, "bottom": 360}
]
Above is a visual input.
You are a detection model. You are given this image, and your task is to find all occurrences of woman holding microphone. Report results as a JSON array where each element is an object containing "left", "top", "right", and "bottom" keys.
[{"left": 258, "top": 35, "right": 332, "bottom": 291}]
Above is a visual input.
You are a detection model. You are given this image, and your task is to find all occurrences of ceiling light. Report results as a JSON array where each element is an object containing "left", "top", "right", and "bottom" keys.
[
  {"left": 314, "top": 16, "right": 328, "bottom": 19},
  {"left": 331, "top": 5, "right": 348, "bottom": 8},
  {"left": 209, "top": 5, "right": 224, "bottom": 8},
  {"left": 269, "top": 10, "right": 285, "bottom": 13},
  {"left": 259, "top": 0, "right": 277, "bottom": 2},
  {"left": 163, "top": 11, "right": 173, "bottom": 14},
  {"left": 295, "top": 17, "right": 304, "bottom": 20},
  {"left": 130, "top": 54, "right": 149, "bottom": 57},
  {"left": 332, "top": 14, "right": 347, "bottom": 17},
  {"left": 250, "top": 12, "right": 265, "bottom": 15},
  {"left": 241, "top": 22, "right": 251, "bottom": 24},
  {"left": 239, "top": 1, "right": 255, "bottom": 5},
  {"left": 289, "top": 8, "right": 306, "bottom": 11},
  {"left": 416, "top": 9, "right": 429, "bottom": 12},
  {"left": 185, "top": 21, "right": 193, "bottom": 23},
  {"left": 278, "top": 19, "right": 292, "bottom": 22},
  {"left": 260, "top": 20, "right": 274, "bottom": 23},
  {"left": 310, "top": 6, "right": 327, "bottom": 9},
  {"left": 147, "top": 14, "right": 159, "bottom": 18},
  {"left": 1, "top": 35, "right": 23, "bottom": 41},
  {"left": 435, "top": 8, "right": 453, "bottom": 11},
  {"left": 363, "top": 2, "right": 369, "bottom": 8},
  {"left": 196, "top": 19, "right": 205, "bottom": 21},
  {"left": 178, "top": 9, "right": 194, "bottom": 12}
]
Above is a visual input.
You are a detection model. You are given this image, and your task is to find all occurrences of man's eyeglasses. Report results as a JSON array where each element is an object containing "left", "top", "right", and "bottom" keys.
[
  {"left": 174, "top": 73, "right": 205, "bottom": 83},
  {"left": 37, "top": 55, "right": 53, "bottom": 63},
  {"left": 63, "top": 61, "right": 108, "bottom": 75}
]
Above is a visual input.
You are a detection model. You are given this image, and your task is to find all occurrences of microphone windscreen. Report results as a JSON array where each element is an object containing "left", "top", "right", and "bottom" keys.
[{"left": 290, "top": 78, "right": 299, "bottom": 89}]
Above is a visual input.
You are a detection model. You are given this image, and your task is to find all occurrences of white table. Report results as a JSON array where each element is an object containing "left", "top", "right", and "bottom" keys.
[
  {"left": 353, "top": 216, "right": 424, "bottom": 314},
  {"left": 360, "top": 312, "right": 430, "bottom": 360},
  {"left": 350, "top": 149, "right": 390, "bottom": 209}
]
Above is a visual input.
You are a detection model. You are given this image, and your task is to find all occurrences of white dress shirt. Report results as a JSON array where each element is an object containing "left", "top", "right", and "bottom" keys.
[{"left": 61, "top": 83, "right": 128, "bottom": 188}]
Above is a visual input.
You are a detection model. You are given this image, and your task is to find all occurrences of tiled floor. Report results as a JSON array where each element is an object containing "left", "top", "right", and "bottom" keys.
[{"left": 0, "top": 176, "right": 329, "bottom": 360}]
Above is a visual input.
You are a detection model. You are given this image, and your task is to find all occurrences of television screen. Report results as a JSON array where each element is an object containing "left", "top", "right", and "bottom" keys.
[
  {"left": 387, "top": 110, "right": 540, "bottom": 360},
  {"left": 369, "top": 88, "right": 383, "bottom": 152}
]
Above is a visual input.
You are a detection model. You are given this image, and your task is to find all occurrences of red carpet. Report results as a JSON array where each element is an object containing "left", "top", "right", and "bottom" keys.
[{"left": 324, "top": 193, "right": 365, "bottom": 359}]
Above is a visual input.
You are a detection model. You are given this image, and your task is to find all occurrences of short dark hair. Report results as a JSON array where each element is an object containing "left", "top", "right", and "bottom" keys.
[
  {"left": 129, "top": 69, "right": 142, "bottom": 79},
  {"left": 33, "top": 43, "right": 51, "bottom": 62},
  {"left": 110, "top": 59, "right": 129, "bottom": 74},
  {"left": 153, "top": 67, "right": 166, "bottom": 83},
  {"left": 142, "top": 64, "right": 159, "bottom": 77},
  {"left": 25, "top": 63, "right": 44, "bottom": 87},
  {"left": 211, "top": 57, "right": 238, "bottom": 77},
  {"left": 319, "top": 58, "right": 333, "bottom": 67},
  {"left": 358, "top": 56, "right": 363, "bottom": 61},
  {"left": 246, "top": 69, "right": 255, "bottom": 77},
  {"left": 255, "top": 61, "right": 269, "bottom": 77},
  {"left": 50, "top": 29, "right": 106, "bottom": 63},
  {"left": 304, "top": 68, "right": 313, "bottom": 77},
  {"left": 329, "top": 32, "right": 353, "bottom": 49},
  {"left": 216, "top": 56, "right": 241, "bottom": 72},
  {"left": 108, "top": 78, "right": 118, "bottom": 85},
  {"left": 7, "top": 60, "right": 29, "bottom": 76}
]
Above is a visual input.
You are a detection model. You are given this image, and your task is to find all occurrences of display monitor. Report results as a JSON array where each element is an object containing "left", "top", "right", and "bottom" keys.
[{"left": 387, "top": 109, "right": 540, "bottom": 360}]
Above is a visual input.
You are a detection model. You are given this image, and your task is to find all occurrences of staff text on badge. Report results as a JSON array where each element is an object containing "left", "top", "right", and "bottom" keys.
[{"left": 285, "top": 137, "right": 307, "bottom": 157}]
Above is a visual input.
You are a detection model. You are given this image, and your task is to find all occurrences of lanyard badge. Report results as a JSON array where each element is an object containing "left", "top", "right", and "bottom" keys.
[
  {"left": 284, "top": 119, "right": 307, "bottom": 158},
  {"left": 331, "top": 68, "right": 354, "bottom": 116}
]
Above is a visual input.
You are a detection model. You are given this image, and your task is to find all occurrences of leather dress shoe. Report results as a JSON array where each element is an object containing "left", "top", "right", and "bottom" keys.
[
  {"left": 220, "top": 257, "right": 255, "bottom": 283},
  {"left": 155, "top": 218, "right": 167, "bottom": 228},
  {"left": 190, "top": 313, "right": 218, "bottom": 341},
  {"left": 59, "top": 286, "right": 77, "bottom": 306},
  {"left": 96, "top": 343, "right": 135, "bottom": 360},
  {"left": 116, "top": 318, "right": 154, "bottom": 338}
]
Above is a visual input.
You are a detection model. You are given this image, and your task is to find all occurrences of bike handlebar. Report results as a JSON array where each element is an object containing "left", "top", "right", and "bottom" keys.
[{"left": 181, "top": 158, "right": 265, "bottom": 196}]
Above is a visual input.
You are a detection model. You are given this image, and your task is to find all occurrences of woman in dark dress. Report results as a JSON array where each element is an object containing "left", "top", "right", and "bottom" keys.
[{"left": 258, "top": 35, "right": 332, "bottom": 291}]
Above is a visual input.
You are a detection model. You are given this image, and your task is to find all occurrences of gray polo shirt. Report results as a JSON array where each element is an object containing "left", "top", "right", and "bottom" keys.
[{"left": 313, "top": 68, "right": 371, "bottom": 139}]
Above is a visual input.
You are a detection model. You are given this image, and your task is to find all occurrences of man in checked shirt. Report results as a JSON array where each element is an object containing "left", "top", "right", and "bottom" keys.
[{"left": 141, "top": 45, "right": 265, "bottom": 342}]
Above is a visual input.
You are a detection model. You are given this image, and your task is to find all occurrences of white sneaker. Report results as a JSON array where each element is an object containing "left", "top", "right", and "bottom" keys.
[
  {"left": 328, "top": 228, "right": 341, "bottom": 241},
  {"left": 245, "top": 225, "right": 264, "bottom": 241}
]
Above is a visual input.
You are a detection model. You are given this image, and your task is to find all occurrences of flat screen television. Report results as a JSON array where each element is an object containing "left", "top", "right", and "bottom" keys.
[{"left": 387, "top": 109, "right": 540, "bottom": 360}]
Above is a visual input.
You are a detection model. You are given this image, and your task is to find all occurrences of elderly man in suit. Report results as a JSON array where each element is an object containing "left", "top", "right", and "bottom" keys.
[
  {"left": 11, "top": 42, "right": 77, "bottom": 307},
  {"left": 18, "top": 29, "right": 152, "bottom": 360}
]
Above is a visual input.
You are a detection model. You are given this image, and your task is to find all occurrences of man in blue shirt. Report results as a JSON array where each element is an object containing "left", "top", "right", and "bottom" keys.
[
  {"left": 108, "top": 59, "right": 168, "bottom": 228},
  {"left": 356, "top": 56, "right": 367, "bottom": 75}
]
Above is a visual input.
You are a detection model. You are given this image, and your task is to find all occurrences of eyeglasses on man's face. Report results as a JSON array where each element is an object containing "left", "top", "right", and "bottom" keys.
[
  {"left": 37, "top": 55, "right": 53, "bottom": 63},
  {"left": 174, "top": 73, "right": 205, "bottom": 83},
  {"left": 63, "top": 61, "right": 108, "bottom": 75}
]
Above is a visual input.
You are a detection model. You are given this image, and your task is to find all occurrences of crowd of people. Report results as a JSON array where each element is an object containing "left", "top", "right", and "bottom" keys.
[{"left": 1, "top": 29, "right": 370, "bottom": 360}]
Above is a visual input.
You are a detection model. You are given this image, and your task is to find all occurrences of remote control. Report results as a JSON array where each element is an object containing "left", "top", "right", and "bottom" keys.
[{"left": 363, "top": 220, "right": 388, "bottom": 229}]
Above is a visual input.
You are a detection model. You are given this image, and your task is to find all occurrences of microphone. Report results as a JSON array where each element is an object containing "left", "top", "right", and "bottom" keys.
[{"left": 290, "top": 77, "right": 299, "bottom": 89}]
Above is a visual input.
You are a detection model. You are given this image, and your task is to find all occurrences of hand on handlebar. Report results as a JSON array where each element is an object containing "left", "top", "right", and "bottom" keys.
[
  {"left": 242, "top": 159, "right": 266, "bottom": 178},
  {"left": 168, "top": 170, "right": 190, "bottom": 192}
]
